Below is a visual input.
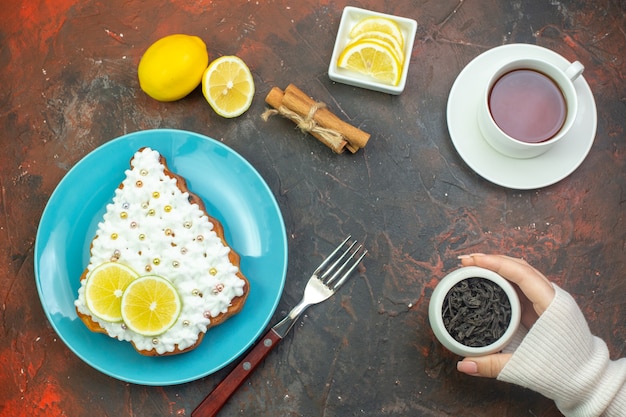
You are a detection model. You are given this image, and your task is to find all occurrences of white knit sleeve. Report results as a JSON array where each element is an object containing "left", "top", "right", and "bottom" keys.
[{"left": 497, "top": 284, "right": 626, "bottom": 417}]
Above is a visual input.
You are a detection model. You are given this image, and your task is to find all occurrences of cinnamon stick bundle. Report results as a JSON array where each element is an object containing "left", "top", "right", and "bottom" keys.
[{"left": 262, "top": 84, "right": 370, "bottom": 154}]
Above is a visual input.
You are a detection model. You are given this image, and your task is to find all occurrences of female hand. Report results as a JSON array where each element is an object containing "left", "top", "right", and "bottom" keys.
[{"left": 455, "top": 254, "right": 556, "bottom": 378}]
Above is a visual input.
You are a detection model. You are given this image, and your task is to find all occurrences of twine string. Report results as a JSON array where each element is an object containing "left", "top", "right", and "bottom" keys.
[{"left": 261, "top": 101, "right": 345, "bottom": 149}]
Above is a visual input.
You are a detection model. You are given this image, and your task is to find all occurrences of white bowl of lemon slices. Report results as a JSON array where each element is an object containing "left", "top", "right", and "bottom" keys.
[{"left": 328, "top": 6, "right": 417, "bottom": 95}]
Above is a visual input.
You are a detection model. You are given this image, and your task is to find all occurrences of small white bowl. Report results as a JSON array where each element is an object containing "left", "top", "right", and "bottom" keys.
[
  {"left": 428, "top": 266, "right": 521, "bottom": 357},
  {"left": 328, "top": 6, "right": 417, "bottom": 95}
]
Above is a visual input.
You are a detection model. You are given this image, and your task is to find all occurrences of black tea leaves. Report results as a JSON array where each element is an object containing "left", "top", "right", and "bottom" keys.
[{"left": 441, "top": 277, "right": 512, "bottom": 347}]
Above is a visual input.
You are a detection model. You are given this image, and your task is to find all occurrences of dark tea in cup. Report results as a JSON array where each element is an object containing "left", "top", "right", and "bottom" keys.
[
  {"left": 478, "top": 57, "right": 583, "bottom": 159},
  {"left": 488, "top": 69, "right": 566, "bottom": 143}
]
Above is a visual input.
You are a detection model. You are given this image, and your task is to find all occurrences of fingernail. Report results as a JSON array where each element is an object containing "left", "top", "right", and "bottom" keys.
[
  {"left": 457, "top": 253, "right": 486, "bottom": 260},
  {"left": 457, "top": 360, "right": 478, "bottom": 374}
]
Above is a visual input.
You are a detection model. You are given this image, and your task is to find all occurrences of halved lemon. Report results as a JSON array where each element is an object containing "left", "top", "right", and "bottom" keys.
[
  {"left": 337, "top": 40, "right": 402, "bottom": 86},
  {"left": 120, "top": 275, "right": 181, "bottom": 336},
  {"left": 348, "top": 32, "right": 405, "bottom": 65},
  {"left": 348, "top": 17, "right": 404, "bottom": 48},
  {"left": 202, "top": 55, "right": 255, "bottom": 118},
  {"left": 84, "top": 262, "right": 139, "bottom": 322}
]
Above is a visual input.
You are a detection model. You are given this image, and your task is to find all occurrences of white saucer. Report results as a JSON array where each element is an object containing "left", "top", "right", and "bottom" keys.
[{"left": 447, "top": 44, "right": 597, "bottom": 190}]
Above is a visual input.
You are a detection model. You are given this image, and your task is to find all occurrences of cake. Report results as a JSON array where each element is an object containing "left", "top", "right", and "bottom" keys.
[{"left": 74, "top": 147, "right": 249, "bottom": 356}]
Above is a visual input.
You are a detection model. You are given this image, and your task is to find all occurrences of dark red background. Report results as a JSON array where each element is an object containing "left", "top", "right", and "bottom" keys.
[{"left": 1, "top": 0, "right": 625, "bottom": 416}]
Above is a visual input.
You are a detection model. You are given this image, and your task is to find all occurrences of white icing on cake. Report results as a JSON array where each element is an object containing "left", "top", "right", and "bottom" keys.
[{"left": 75, "top": 147, "right": 246, "bottom": 355}]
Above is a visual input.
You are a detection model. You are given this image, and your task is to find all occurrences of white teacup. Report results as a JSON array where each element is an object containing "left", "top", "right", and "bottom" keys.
[{"left": 477, "top": 57, "right": 584, "bottom": 159}]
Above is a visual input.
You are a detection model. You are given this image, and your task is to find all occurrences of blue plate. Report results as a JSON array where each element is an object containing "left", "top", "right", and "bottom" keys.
[{"left": 34, "top": 129, "right": 287, "bottom": 385}]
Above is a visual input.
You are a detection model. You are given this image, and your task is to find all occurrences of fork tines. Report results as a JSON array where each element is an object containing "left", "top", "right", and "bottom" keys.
[{"left": 317, "top": 235, "right": 368, "bottom": 290}]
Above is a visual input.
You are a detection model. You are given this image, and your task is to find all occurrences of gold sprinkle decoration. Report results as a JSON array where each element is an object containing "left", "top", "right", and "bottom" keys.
[
  {"left": 139, "top": 233, "right": 146, "bottom": 240},
  {"left": 120, "top": 212, "right": 128, "bottom": 219},
  {"left": 148, "top": 209, "right": 156, "bottom": 216},
  {"left": 183, "top": 221, "right": 192, "bottom": 229},
  {"left": 172, "top": 261, "right": 180, "bottom": 268},
  {"left": 141, "top": 202, "right": 149, "bottom": 209},
  {"left": 192, "top": 289, "right": 200, "bottom": 296},
  {"left": 145, "top": 265, "right": 152, "bottom": 272},
  {"left": 183, "top": 320, "right": 190, "bottom": 327},
  {"left": 140, "top": 169, "right": 148, "bottom": 176},
  {"left": 197, "top": 235, "right": 204, "bottom": 242},
  {"left": 209, "top": 267, "right": 217, "bottom": 276},
  {"left": 136, "top": 180, "right": 143, "bottom": 188},
  {"left": 164, "top": 205, "right": 172, "bottom": 213},
  {"left": 165, "top": 228, "right": 173, "bottom": 236},
  {"left": 153, "top": 258, "right": 160, "bottom": 265},
  {"left": 152, "top": 191, "right": 160, "bottom": 198},
  {"left": 110, "top": 233, "right": 118, "bottom": 240}
]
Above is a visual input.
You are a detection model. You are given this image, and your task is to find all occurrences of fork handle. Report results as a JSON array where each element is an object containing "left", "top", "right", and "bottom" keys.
[{"left": 191, "top": 329, "right": 282, "bottom": 417}]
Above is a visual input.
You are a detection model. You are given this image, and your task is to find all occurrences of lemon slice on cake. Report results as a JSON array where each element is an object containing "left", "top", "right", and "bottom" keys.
[
  {"left": 202, "top": 55, "right": 255, "bottom": 118},
  {"left": 84, "top": 262, "right": 139, "bottom": 322},
  {"left": 120, "top": 275, "right": 182, "bottom": 336}
]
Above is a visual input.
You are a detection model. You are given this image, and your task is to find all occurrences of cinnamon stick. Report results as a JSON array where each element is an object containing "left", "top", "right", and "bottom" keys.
[
  {"left": 263, "top": 84, "right": 370, "bottom": 154},
  {"left": 283, "top": 84, "right": 370, "bottom": 152},
  {"left": 264, "top": 87, "right": 347, "bottom": 153}
]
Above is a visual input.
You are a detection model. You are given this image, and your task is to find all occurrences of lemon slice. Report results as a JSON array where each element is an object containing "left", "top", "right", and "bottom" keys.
[
  {"left": 84, "top": 262, "right": 139, "bottom": 322},
  {"left": 337, "top": 40, "right": 402, "bottom": 86},
  {"left": 138, "top": 34, "right": 209, "bottom": 102},
  {"left": 202, "top": 55, "right": 255, "bottom": 118},
  {"left": 349, "top": 17, "right": 404, "bottom": 48},
  {"left": 348, "top": 32, "right": 405, "bottom": 65},
  {"left": 120, "top": 275, "right": 181, "bottom": 336}
]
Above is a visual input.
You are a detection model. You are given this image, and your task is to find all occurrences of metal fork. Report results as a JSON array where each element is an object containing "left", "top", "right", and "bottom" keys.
[{"left": 192, "top": 236, "right": 367, "bottom": 417}]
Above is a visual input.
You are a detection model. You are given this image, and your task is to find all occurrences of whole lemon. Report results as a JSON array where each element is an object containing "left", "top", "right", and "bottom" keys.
[{"left": 138, "top": 34, "right": 209, "bottom": 102}]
